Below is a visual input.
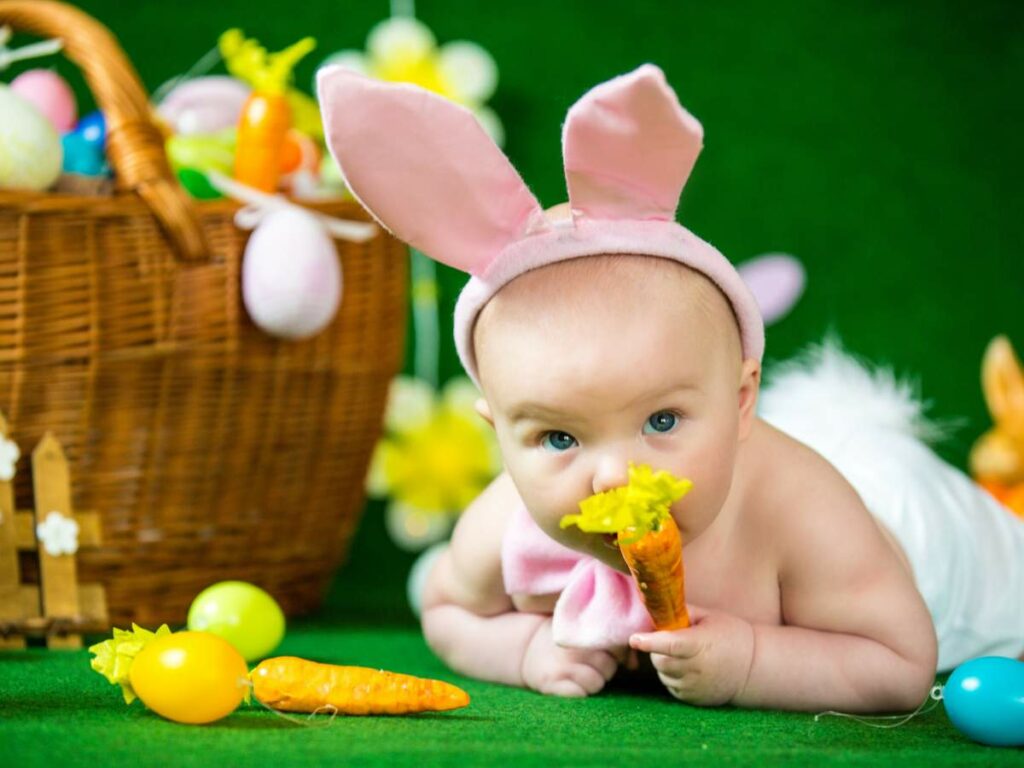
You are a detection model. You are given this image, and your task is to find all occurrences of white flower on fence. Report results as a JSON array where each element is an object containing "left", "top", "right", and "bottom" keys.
[
  {"left": 36, "top": 511, "right": 79, "bottom": 557},
  {"left": 0, "top": 437, "right": 20, "bottom": 481}
]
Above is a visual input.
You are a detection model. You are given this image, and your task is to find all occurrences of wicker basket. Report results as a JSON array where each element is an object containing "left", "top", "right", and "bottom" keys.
[{"left": 0, "top": 1, "right": 406, "bottom": 626}]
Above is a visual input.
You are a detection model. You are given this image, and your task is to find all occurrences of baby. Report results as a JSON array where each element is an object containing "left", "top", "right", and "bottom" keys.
[{"left": 318, "top": 65, "right": 1024, "bottom": 712}]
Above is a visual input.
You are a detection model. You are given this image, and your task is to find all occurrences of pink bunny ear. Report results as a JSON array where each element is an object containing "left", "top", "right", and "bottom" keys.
[
  {"left": 317, "top": 67, "right": 546, "bottom": 275},
  {"left": 562, "top": 64, "right": 703, "bottom": 222}
]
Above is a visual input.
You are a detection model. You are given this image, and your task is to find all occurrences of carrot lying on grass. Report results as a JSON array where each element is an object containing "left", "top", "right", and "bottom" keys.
[
  {"left": 250, "top": 656, "right": 470, "bottom": 715},
  {"left": 561, "top": 462, "right": 693, "bottom": 630}
]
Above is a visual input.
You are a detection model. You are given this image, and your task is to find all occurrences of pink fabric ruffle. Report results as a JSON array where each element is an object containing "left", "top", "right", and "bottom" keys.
[{"left": 501, "top": 505, "right": 653, "bottom": 649}]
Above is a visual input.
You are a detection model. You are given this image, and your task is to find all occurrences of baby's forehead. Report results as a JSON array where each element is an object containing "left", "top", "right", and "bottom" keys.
[
  {"left": 473, "top": 254, "right": 743, "bottom": 386},
  {"left": 477, "top": 254, "right": 736, "bottom": 336}
]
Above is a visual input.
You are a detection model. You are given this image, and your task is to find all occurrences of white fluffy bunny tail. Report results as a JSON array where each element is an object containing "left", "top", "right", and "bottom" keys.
[{"left": 758, "top": 336, "right": 953, "bottom": 449}]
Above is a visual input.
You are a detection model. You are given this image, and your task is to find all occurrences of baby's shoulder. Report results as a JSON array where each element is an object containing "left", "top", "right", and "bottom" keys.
[{"left": 737, "top": 418, "right": 869, "bottom": 539}]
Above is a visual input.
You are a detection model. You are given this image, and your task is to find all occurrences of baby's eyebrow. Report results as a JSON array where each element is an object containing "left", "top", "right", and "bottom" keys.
[
  {"left": 507, "top": 403, "right": 574, "bottom": 423},
  {"left": 508, "top": 383, "right": 699, "bottom": 424}
]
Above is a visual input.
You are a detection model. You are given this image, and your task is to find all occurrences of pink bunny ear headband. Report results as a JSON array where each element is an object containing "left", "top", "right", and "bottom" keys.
[{"left": 317, "top": 64, "right": 765, "bottom": 386}]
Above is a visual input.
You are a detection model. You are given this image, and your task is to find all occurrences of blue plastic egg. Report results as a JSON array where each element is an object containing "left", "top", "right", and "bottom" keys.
[
  {"left": 943, "top": 656, "right": 1024, "bottom": 747},
  {"left": 76, "top": 110, "right": 106, "bottom": 148},
  {"left": 61, "top": 131, "right": 106, "bottom": 176}
]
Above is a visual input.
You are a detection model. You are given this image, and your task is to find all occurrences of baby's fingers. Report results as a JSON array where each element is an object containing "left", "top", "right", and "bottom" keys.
[
  {"left": 566, "top": 662, "right": 609, "bottom": 696},
  {"left": 650, "top": 651, "right": 688, "bottom": 678},
  {"left": 630, "top": 628, "right": 702, "bottom": 659},
  {"left": 545, "top": 679, "right": 590, "bottom": 698},
  {"left": 589, "top": 650, "right": 620, "bottom": 681}
]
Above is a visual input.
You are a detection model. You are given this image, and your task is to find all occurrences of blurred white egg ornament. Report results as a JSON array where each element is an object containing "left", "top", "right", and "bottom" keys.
[
  {"left": 157, "top": 76, "right": 251, "bottom": 136},
  {"left": 242, "top": 207, "right": 342, "bottom": 339},
  {"left": 0, "top": 84, "right": 62, "bottom": 191}
]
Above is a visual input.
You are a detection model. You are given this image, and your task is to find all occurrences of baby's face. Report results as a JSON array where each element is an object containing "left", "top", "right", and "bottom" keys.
[{"left": 475, "top": 256, "right": 757, "bottom": 570}]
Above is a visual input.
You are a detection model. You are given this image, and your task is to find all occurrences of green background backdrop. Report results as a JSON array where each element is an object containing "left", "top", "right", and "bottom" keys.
[
  {"left": 12, "top": 0, "right": 1024, "bottom": 470},
  {"left": 3, "top": 1, "right": 1023, "bottom": 765}
]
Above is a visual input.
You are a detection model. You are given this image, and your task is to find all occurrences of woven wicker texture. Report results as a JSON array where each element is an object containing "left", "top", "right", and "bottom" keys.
[{"left": 0, "top": 1, "right": 407, "bottom": 626}]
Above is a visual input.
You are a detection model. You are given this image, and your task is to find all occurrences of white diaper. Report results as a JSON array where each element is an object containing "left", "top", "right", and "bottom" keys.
[{"left": 758, "top": 340, "right": 1024, "bottom": 671}]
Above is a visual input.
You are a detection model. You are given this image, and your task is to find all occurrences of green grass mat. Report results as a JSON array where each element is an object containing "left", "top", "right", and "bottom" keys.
[{"left": 2, "top": 628, "right": 1020, "bottom": 768}]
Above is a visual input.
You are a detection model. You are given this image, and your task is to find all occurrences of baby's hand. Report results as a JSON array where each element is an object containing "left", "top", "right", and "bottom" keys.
[
  {"left": 629, "top": 606, "right": 755, "bottom": 707},
  {"left": 521, "top": 618, "right": 622, "bottom": 697}
]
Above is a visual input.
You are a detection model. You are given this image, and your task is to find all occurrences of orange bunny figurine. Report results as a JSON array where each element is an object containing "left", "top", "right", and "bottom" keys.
[{"left": 970, "top": 335, "right": 1024, "bottom": 518}]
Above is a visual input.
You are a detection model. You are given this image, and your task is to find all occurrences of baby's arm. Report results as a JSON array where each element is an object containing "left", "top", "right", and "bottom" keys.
[
  {"left": 632, "top": 437, "right": 937, "bottom": 712},
  {"left": 421, "top": 472, "right": 620, "bottom": 695},
  {"left": 736, "top": 447, "right": 938, "bottom": 712}
]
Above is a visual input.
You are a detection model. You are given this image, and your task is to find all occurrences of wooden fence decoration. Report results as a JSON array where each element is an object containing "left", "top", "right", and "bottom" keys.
[{"left": 0, "top": 414, "right": 108, "bottom": 649}]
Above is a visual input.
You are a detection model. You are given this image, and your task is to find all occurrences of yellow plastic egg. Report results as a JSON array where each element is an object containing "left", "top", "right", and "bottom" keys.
[{"left": 129, "top": 631, "right": 249, "bottom": 724}]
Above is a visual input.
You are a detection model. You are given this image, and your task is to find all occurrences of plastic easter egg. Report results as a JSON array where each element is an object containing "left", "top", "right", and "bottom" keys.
[
  {"left": 0, "top": 85, "right": 63, "bottom": 191},
  {"left": 242, "top": 207, "right": 342, "bottom": 340},
  {"left": 187, "top": 581, "right": 285, "bottom": 661},
  {"left": 10, "top": 69, "right": 77, "bottom": 133},
  {"left": 76, "top": 110, "right": 107, "bottom": 149},
  {"left": 166, "top": 132, "right": 235, "bottom": 175},
  {"left": 177, "top": 168, "right": 222, "bottom": 200},
  {"left": 62, "top": 131, "right": 106, "bottom": 176},
  {"left": 158, "top": 76, "right": 251, "bottom": 136},
  {"left": 279, "top": 130, "right": 320, "bottom": 176},
  {"left": 129, "top": 631, "right": 249, "bottom": 724},
  {"left": 407, "top": 542, "right": 449, "bottom": 617},
  {"left": 943, "top": 656, "right": 1024, "bottom": 747}
]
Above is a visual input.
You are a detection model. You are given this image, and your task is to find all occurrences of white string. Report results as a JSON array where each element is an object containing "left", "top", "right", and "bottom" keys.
[
  {"left": 241, "top": 678, "right": 340, "bottom": 728},
  {"left": 0, "top": 34, "right": 63, "bottom": 71},
  {"left": 206, "top": 170, "right": 378, "bottom": 242},
  {"left": 813, "top": 684, "right": 944, "bottom": 729},
  {"left": 151, "top": 45, "right": 222, "bottom": 104}
]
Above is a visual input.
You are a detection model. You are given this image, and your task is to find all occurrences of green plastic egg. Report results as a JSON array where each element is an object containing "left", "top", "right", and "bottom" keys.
[
  {"left": 166, "top": 132, "right": 235, "bottom": 176},
  {"left": 177, "top": 167, "right": 223, "bottom": 199},
  {"left": 187, "top": 581, "right": 285, "bottom": 661}
]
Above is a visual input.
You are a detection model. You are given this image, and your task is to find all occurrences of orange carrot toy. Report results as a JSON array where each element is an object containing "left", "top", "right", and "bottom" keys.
[
  {"left": 220, "top": 29, "right": 316, "bottom": 192},
  {"left": 250, "top": 656, "right": 470, "bottom": 715},
  {"left": 561, "top": 463, "right": 693, "bottom": 630}
]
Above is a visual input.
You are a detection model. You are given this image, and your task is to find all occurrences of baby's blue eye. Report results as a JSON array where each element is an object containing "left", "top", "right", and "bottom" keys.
[
  {"left": 541, "top": 431, "right": 578, "bottom": 452},
  {"left": 643, "top": 411, "right": 679, "bottom": 435}
]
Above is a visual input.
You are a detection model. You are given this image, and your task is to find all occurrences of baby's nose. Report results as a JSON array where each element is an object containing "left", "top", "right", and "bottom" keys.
[{"left": 591, "top": 455, "right": 630, "bottom": 495}]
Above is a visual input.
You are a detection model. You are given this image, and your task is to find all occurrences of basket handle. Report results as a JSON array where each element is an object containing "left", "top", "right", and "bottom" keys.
[{"left": 0, "top": 0, "right": 209, "bottom": 262}]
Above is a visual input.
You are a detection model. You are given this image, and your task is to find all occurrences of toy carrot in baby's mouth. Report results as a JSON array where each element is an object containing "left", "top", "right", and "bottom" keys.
[{"left": 560, "top": 463, "right": 693, "bottom": 630}]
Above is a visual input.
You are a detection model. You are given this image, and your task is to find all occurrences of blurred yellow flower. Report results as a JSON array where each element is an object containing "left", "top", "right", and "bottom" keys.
[
  {"left": 317, "top": 16, "right": 503, "bottom": 146},
  {"left": 368, "top": 376, "right": 502, "bottom": 550}
]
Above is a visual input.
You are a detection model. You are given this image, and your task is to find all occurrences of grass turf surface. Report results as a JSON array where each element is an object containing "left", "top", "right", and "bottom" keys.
[{"left": 2, "top": 507, "right": 1021, "bottom": 767}]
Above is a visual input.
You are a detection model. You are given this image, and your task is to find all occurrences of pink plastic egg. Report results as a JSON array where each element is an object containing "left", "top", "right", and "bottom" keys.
[{"left": 10, "top": 69, "right": 77, "bottom": 133}]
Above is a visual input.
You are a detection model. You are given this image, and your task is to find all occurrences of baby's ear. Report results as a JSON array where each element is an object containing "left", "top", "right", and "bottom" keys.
[
  {"left": 737, "top": 359, "right": 761, "bottom": 441},
  {"left": 475, "top": 398, "right": 495, "bottom": 427}
]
